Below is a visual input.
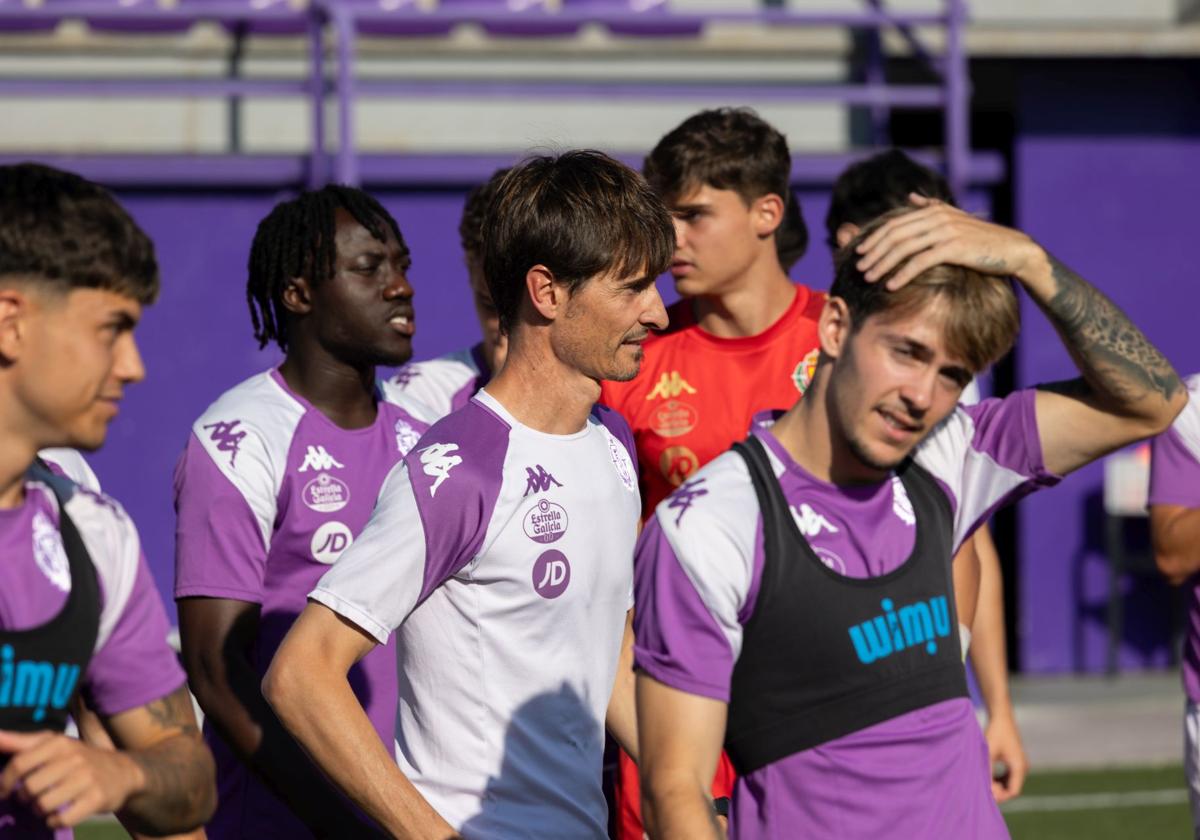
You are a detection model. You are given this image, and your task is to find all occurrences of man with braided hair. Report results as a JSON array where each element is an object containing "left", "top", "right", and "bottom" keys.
[
  {"left": 385, "top": 167, "right": 509, "bottom": 419},
  {"left": 174, "top": 185, "right": 430, "bottom": 838}
]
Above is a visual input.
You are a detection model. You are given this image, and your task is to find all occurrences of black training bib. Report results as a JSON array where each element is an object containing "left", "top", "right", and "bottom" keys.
[
  {"left": 724, "top": 435, "right": 968, "bottom": 776},
  {"left": 0, "top": 461, "right": 101, "bottom": 736}
]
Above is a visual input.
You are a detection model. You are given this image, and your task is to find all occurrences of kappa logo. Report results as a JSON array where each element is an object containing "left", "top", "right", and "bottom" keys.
[
  {"left": 646, "top": 371, "right": 697, "bottom": 401},
  {"left": 891, "top": 477, "right": 915, "bottom": 526},
  {"left": 311, "top": 521, "right": 353, "bottom": 564},
  {"left": 390, "top": 367, "right": 419, "bottom": 388},
  {"left": 419, "top": 443, "right": 461, "bottom": 497},
  {"left": 790, "top": 503, "right": 839, "bottom": 538},
  {"left": 299, "top": 445, "right": 344, "bottom": 473},
  {"left": 667, "top": 478, "right": 708, "bottom": 526},
  {"left": 394, "top": 420, "right": 420, "bottom": 454},
  {"left": 31, "top": 511, "right": 71, "bottom": 593},
  {"left": 523, "top": 465, "right": 563, "bottom": 497},
  {"left": 204, "top": 420, "right": 246, "bottom": 467}
]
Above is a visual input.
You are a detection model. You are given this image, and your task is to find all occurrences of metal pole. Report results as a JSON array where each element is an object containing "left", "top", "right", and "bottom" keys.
[
  {"left": 307, "top": 7, "right": 326, "bottom": 188},
  {"left": 332, "top": 3, "right": 359, "bottom": 187},
  {"left": 226, "top": 22, "right": 247, "bottom": 153},
  {"left": 943, "top": 0, "right": 969, "bottom": 201}
]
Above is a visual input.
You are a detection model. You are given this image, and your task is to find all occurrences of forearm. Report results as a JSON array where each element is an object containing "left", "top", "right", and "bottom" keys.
[
  {"left": 117, "top": 732, "right": 216, "bottom": 835},
  {"left": 606, "top": 613, "right": 639, "bottom": 762},
  {"left": 265, "top": 662, "right": 455, "bottom": 840},
  {"left": 1023, "top": 249, "right": 1182, "bottom": 422},
  {"left": 969, "top": 528, "right": 1013, "bottom": 719},
  {"left": 642, "top": 777, "right": 723, "bottom": 840}
]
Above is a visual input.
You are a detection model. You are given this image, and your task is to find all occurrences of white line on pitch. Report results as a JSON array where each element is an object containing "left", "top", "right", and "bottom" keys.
[{"left": 1002, "top": 789, "right": 1189, "bottom": 813}]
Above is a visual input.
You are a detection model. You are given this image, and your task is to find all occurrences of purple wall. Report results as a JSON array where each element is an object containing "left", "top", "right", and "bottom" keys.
[{"left": 1012, "top": 62, "right": 1200, "bottom": 672}]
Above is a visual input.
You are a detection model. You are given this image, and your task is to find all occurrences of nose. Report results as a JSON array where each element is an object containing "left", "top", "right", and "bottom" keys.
[
  {"left": 115, "top": 333, "right": 146, "bottom": 385},
  {"left": 670, "top": 217, "right": 687, "bottom": 251},
  {"left": 898, "top": 370, "right": 936, "bottom": 416},
  {"left": 641, "top": 282, "right": 669, "bottom": 332},
  {"left": 384, "top": 268, "right": 414, "bottom": 300}
]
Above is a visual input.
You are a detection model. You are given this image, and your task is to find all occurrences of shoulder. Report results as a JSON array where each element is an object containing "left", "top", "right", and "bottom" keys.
[
  {"left": 1166, "top": 373, "right": 1200, "bottom": 459},
  {"left": 792, "top": 283, "right": 827, "bottom": 321},
  {"left": 650, "top": 449, "right": 758, "bottom": 559},
  {"left": 383, "top": 348, "right": 483, "bottom": 423},
  {"left": 403, "top": 398, "right": 512, "bottom": 506},
  {"left": 188, "top": 370, "right": 305, "bottom": 481}
]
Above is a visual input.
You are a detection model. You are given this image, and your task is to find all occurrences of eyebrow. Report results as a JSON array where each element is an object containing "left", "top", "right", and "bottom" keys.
[
  {"left": 107, "top": 310, "right": 139, "bottom": 330},
  {"left": 887, "top": 335, "right": 972, "bottom": 385}
]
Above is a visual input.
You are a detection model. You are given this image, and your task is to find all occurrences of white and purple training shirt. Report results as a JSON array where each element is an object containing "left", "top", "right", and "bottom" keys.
[
  {"left": 384, "top": 344, "right": 490, "bottom": 422},
  {"left": 311, "top": 390, "right": 639, "bottom": 839},
  {"left": 1149, "top": 373, "right": 1200, "bottom": 703},
  {"left": 0, "top": 471, "right": 185, "bottom": 838},
  {"left": 634, "top": 389, "right": 1059, "bottom": 839},
  {"left": 173, "top": 368, "right": 429, "bottom": 839}
]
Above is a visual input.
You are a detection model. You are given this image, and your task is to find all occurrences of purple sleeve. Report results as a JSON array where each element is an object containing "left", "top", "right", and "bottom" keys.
[
  {"left": 632, "top": 516, "right": 738, "bottom": 703},
  {"left": 83, "top": 554, "right": 187, "bottom": 716},
  {"left": 173, "top": 434, "right": 268, "bottom": 602},
  {"left": 1150, "top": 426, "right": 1200, "bottom": 507}
]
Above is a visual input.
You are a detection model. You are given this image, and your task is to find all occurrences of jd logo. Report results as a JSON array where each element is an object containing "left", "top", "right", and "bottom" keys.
[
  {"left": 311, "top": 521, "right": 353, "bottom": 565},
  {"left": 532, "top": 549, "right": 571, "bottom": 599}
]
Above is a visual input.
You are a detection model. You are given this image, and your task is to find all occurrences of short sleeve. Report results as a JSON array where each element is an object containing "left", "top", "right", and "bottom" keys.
[
  {"left": 1149, "top": 385, "right": 1200, "bottom": 508},
  {"left": 83, "top": 552, "right": 187, "bottom": 716},
  {"left": 173, "top": 430, "right": 276, "bottom": 603},
  {"left": 914, "top": 389, "right": 1060, "bottom": 550},
  {"left": 312, "top": 409, "right": 507, "bottom": 643},
  {"left": 632, "top": 456, "right": 761, "bottom": 703}
]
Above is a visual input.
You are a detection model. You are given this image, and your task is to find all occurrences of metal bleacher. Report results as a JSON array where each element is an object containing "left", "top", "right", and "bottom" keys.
[{"left": 0, "top": 0, "right": 990, "bottom": 194}]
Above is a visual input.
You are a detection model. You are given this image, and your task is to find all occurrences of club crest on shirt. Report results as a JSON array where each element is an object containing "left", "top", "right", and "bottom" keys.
[
  {"left": 814, "top": 546, "right": 847, "bottom": 574},
  {"left": 792, "top": 348, "right": 820, "bottom": 396},
  {"left": 650, "top": 400, "right": 698, "bottom": 438},
  {"left": 302, "top": 472, "right": 350, "bottom": 514},
  {"left": 608, "top": 438, "right": 636, "bottom": 493},
  {"left": 31, "top": 511, "right": 71, "bottom": 593},
  {"left": 394, "top": 420, "right": 421, "bottom": 454},
  {"left": 524, "top": 499, "right": 568, "bottom": 544},
  {"left": 310, "top": 521, "right": 353, "bottom": 564},
  {"left": 645, "top": 371, "right": 697, "bottom": 401}
]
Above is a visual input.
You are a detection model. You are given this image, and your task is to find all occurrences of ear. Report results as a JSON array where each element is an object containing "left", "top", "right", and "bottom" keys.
[
  {"left": 0, "top": 287, "right": 31, "bottom": 364},
  {"left": 525, "top": 265, "right": 563, "bottom": 322},
  {"left": 751, "top": 193, "right": 786, "bottom": 239},
  {"left": 818, "top": 296, "right": 854, "bottom": 360},
  {"left": 281, "top": 276, "right": 313, "bottom": 316},
  {"left": 835, "top": 223, "right": 860, "bottom": 249}
]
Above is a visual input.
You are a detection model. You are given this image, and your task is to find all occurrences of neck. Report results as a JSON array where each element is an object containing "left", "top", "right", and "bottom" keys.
[
  {"left": 0, "top": 391, "right": 41, "bottom": 509},
  {"left": 483, "top": 330, "right": 597, "bottom": 435},
  {"left": 692, "top": 252, "right": 796, "bottom": 339},
  {"left": 278, "top": 341, "right": 378, "bottom": 430},
  {"left": 770, "top": 368, "right": 888, "bottom": 486}
]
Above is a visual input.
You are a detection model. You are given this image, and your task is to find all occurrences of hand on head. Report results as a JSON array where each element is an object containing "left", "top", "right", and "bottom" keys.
[{"left": 854, "top": 194, "right": 1039, "bottom": 291}]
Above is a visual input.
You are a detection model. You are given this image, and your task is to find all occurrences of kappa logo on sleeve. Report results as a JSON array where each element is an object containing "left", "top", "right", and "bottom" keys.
[
  {"left": 298, "top": 445, "right": 345, "bottom": 473},
  {"left": 418, "top": 442, "right": 462, "bottom": 497},
  {"left": 891, "top": 477, "right": 916, "bottom": 526},
  {"left": 391, "top": 367, "right": 419, "bottom": 388},
  {"left": 666, "top": 478, "right": 708, "bottom": 526},
  {"left": 203, "top": 420, "right": 246, "bottom": 467}
]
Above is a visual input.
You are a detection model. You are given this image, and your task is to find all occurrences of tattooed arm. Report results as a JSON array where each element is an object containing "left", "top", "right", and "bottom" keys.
[
  {"left": 0, "top": 685, "right": 215, "bottom": 833},
  {"left": 855, "top": 194, "right": 1186, "bottom": 476}
]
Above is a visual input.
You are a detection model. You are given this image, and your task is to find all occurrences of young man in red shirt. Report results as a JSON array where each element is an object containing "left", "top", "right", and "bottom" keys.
[{"left": 601, "top": 107, "right": 824, "bottom": 838}]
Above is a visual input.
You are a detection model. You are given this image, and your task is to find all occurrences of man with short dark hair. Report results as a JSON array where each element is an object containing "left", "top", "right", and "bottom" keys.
[
  {"left": 385, "top": 168, "right": 509, "bottom": 420},
  {"left": 826, "top": 148, "right": 1029, "bottom": 802},
  {"left": 602, "top": 105, "right": 824, "bottom": 838},
  {"left": 265, "top": 150, "right": 674, "bottom": 838},
  {"left": 174, "top": 185, "right": 429, "bottom": 837},
  {"left": 635, "top": 198, "right": 1184, "bottom": 838},
  {"left": 0, "top": 162, "right": 216, "bottom": 836}
]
